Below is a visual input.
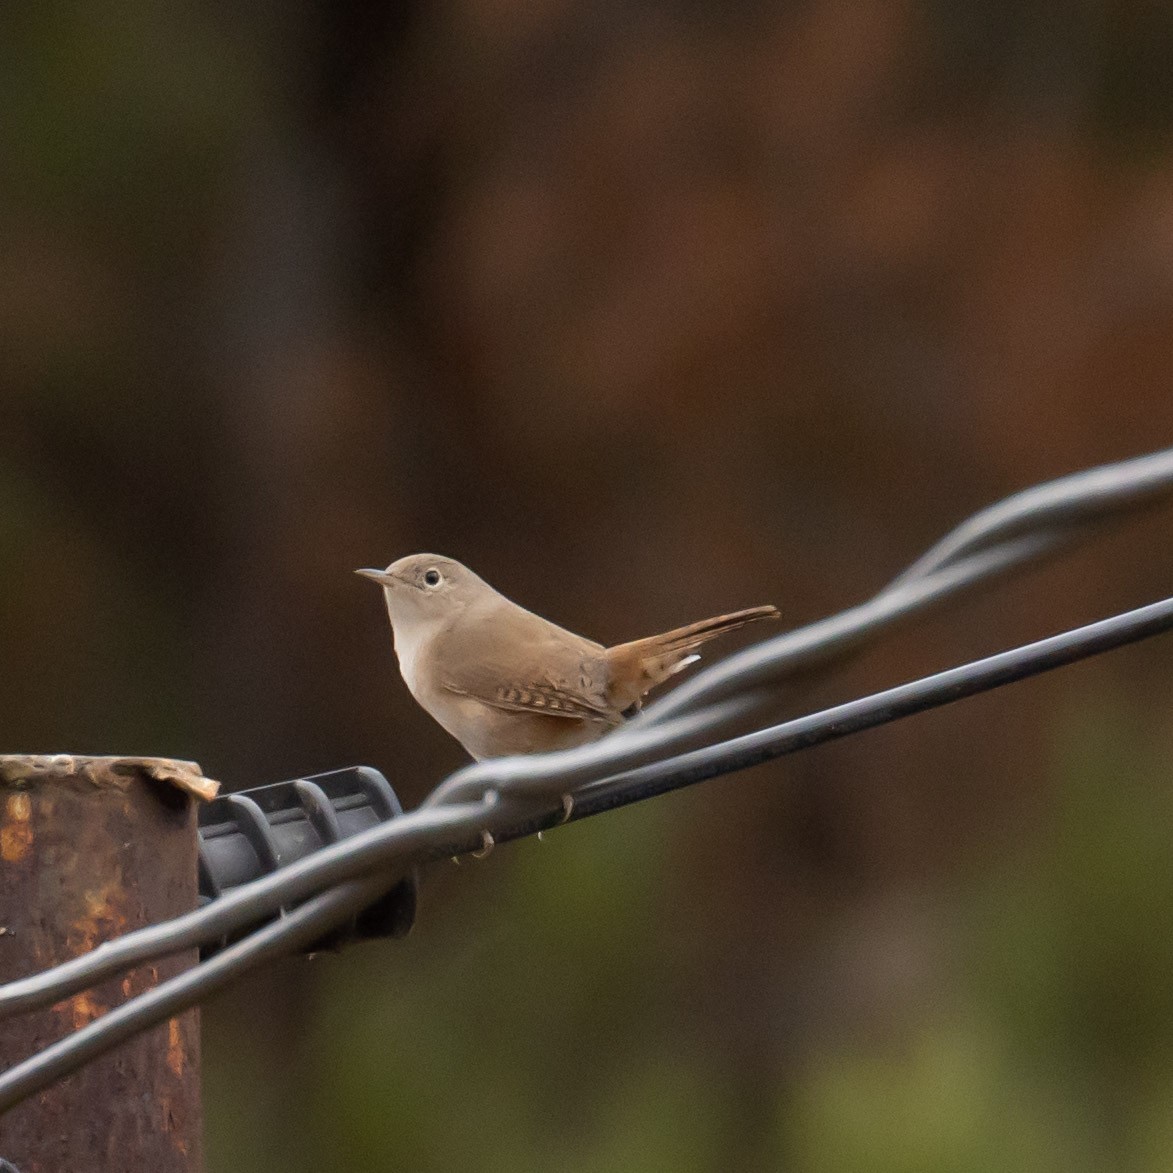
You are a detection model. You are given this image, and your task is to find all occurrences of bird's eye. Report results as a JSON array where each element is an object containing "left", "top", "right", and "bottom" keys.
[{"left": 423, "top": 569, "right": 441, "bottom": 587}]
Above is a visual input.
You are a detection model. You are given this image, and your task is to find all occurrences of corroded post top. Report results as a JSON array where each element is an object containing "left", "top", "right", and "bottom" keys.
[
  {"left": 0, "top": 755, "right": 220, "bottom": 802},
  {"left": 0, "top": 754, "right": 208, "bottom": 1165}
]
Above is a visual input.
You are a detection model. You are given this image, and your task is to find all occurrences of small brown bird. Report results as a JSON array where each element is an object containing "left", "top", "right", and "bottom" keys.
[{"left": 357, "top": 554, "right": 779, "bottom": 761}]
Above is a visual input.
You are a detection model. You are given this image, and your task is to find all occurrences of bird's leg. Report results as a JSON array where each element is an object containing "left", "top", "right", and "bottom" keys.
[
  {"left": 452, "top": 788, "right": 499, "bottom": 863},
  {"left": 530, "top": 792, "right": 574, "bottom": 839}
]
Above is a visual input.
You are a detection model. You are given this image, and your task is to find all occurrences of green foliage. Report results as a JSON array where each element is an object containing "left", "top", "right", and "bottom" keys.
[
  {"left": 288, "top": 801, "right": 733, "bottom": 1172},
  {"left": 976, "top": 707, "right": 1173, "bottom": 1090},
  {"left": 783, "top": 703, "right": 1173, "bottom": 1173},
  {"left": 205, "top": 705, "right": 1173, "bottom": 1171},
  {"left": 0, "top": 0, "right": 251, "bottom": 229},
  {"left": 786, "top": 1015, "right": 1096, "bottom": 1173}
]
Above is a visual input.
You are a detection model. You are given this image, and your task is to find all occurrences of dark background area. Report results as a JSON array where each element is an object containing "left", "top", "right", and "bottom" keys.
[{"left": 4, "top": 1, "right": 1173, "bottom": 1168}]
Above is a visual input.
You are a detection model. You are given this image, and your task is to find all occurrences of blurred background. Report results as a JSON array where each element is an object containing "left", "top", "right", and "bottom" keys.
[{"left": 3, "top": 0, "right": 1173, "bottom": 1168}]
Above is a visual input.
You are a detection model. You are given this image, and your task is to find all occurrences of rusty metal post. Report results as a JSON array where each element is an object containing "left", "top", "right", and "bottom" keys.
[{"left": 0, "top": 755, "right": 215, "bottom": 1172}]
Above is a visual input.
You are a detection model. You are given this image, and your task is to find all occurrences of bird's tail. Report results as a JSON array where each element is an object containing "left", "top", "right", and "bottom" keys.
[{"left": 604, "top": 605, "right": 780, "bottom": 712}]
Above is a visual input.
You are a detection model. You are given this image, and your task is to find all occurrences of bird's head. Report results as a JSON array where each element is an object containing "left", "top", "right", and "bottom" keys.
[{"left": 356, "top": 553, "right": 483, "bottom": 632}]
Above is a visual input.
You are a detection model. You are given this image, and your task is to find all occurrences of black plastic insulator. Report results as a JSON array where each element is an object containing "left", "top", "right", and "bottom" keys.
[{"left": 197, "top": 766, "right": 418, "bottom": 956}]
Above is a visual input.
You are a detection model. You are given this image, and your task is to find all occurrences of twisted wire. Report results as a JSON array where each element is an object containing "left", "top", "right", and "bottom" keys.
[{"left": 2, "top": 446, "right": 1173, "bottom": 1112}]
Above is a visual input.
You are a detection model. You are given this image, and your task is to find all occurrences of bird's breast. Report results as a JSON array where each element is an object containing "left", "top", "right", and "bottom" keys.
[{"left": 391, "top": 625, "right": 429, "bottom": 699}]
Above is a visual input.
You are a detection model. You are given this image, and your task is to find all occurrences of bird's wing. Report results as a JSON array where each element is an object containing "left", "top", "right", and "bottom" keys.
[
  {"left": 435, "top": 612, "right": 619, "bottom": 724},
  {"left": 441, "top": 676, "right": 617, "bottom": 722}
]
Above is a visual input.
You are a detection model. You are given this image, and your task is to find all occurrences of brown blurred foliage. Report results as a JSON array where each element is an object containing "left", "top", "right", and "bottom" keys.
[{"left": 3, "top": 0, "right": 1173, "bottom": 1168}]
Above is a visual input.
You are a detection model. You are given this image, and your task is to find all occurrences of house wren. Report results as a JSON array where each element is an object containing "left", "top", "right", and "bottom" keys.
[{"left": 357, "top": 554, "right": 779, "bottom": 761}]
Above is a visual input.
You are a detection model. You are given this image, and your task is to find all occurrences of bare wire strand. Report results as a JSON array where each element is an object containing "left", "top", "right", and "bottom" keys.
[
  {"left": 641, "top": 446, "right": 1173, "bottom": 725},
  {"left": 15, "top": 451, "right": 1168, "bottom": 1021},
  {"left": 0, "top": 701, "right": 749, "bottom": 1020},
  {"left": 2, "top": 446, "right": 1173, "bottom": 1110},
  {"left": 3, "top": 589, "right": 1173, "bottom": 1111}
]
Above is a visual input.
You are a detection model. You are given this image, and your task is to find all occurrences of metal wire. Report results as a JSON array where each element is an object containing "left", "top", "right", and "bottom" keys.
[
  {"left": 574, "top": 592, "right": 1173, "bottom": 813},
  {"left": 0, "top": 875, "right": 394, "bottom": 1116},
  {"left": 4, "top": 590, "right": 1173, "bottom": 1112},
  {"left": 890, "top": 446, "right": 1173, "bottom": 585},
  {"left": 2, "top": 445, "right": 1173, "bottom": 1111},
  {"left": 0, "top": 702, "right": 748, "bottom": 1019},
  {"left": 640, "top": 445, "right": 1173, "bottom": 725},
  {"left": 12, "top": 450, "right": 1170, "bottom": 1020}
]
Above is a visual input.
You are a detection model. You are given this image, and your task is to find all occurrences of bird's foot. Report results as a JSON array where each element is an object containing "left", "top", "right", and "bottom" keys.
[
  {"left": 471, "top": 829, "right": 495, "bottom": 859},
  {"left": 536, "top": 795, "right": 573, "bottom": 842}
]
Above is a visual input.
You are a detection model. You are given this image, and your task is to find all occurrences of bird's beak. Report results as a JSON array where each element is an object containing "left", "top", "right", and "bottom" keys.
[{"left": 356, "top": 567, "right": 397, "bottom": 586}]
